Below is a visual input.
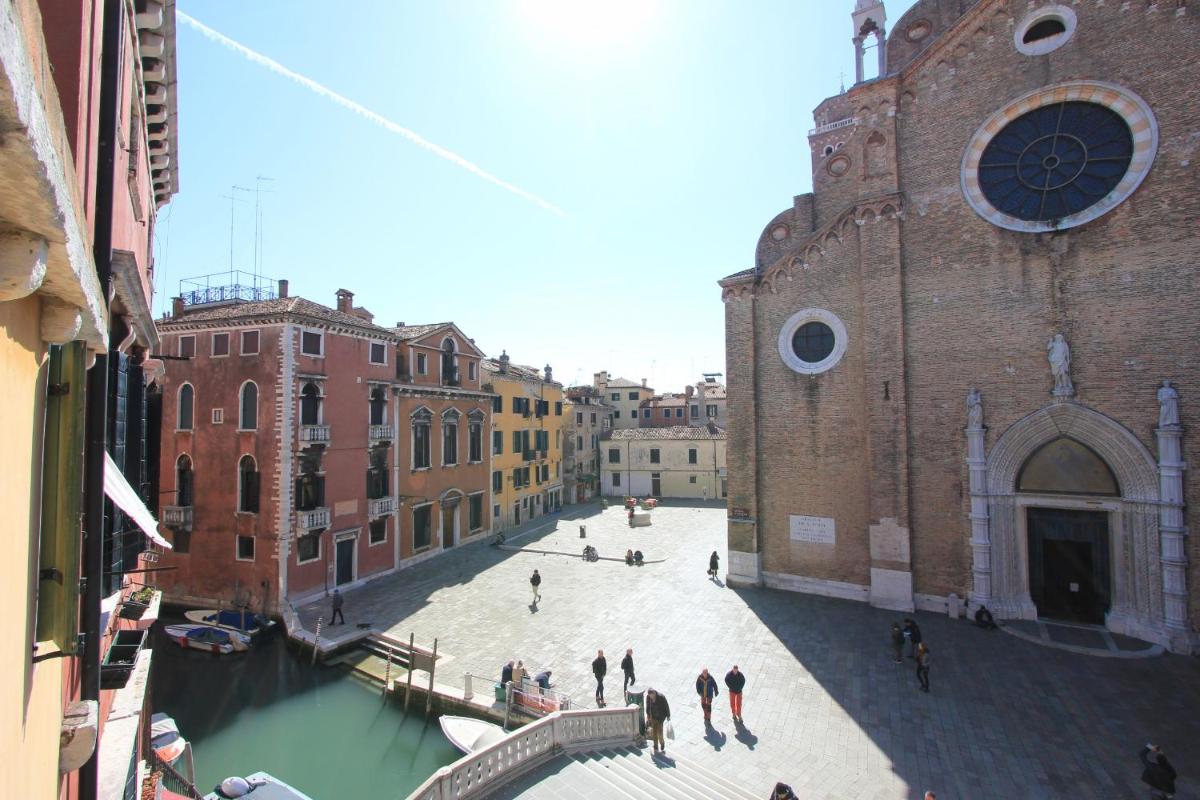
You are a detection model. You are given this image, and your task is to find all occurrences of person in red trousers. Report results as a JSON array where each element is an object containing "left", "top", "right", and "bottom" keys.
[{"left": 724, "top": 665, "right": 746, "bottom": 723}]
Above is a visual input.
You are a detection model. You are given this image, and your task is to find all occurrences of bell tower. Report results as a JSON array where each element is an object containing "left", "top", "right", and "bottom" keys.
[{"left": 852, "top": 0, "right": 887, "bottom": 83}]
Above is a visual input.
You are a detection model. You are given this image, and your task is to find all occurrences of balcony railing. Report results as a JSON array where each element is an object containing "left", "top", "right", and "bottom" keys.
[
  {"left": 523, "top": 449, "right": 536, "bottom": 462},
  {"left": 300, "top": 425, "right": 331, "bottom": 445},
  {"left": 368, "top": 496, "right": 395, "bottom": 518},
  {"left": 162, "top": 505, "right": 193, "bottom": 531},
  {"left": 369, "top": 424, "right": 394, "bottom": 442},
  {"left": 297, "top": 507, "right": 331, "bottom": 530}
]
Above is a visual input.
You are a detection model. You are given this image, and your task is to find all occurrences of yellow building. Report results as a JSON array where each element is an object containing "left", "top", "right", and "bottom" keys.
[{"left": 483, "top": 353, "right": 565, "bottom": 531}]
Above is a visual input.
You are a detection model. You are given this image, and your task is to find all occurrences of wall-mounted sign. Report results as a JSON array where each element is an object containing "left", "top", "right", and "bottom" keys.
[
  {"left": 730, "top": 507, "right": 751, "bottom": 520},
  {"left": 789, "top": 515, "right": 835, "bottom": 544}
]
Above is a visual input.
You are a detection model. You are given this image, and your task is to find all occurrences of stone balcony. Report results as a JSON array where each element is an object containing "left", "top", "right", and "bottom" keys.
[
  {"left": 161, "top": 505, "right": 193, "bottom": 531},
  {"left": 368, "top": 424, "right": 394, "bottom": 443},
  {"left": 368, "top": 496, "right": 395, "bottom": 518},
  {"left": 297, "top": 507, "right": 331, "bottom": 530},
  {"left": 300, "top": 424, "right": 331, "bottom": 446}
]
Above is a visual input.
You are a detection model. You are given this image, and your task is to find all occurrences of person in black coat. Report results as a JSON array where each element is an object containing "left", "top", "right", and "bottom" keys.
[
  {"left": 769, "top": 783, "right": 798, "bottom": 800},
  {"left": 501, "top": 661, "right": 514, "bottom": 686},
  {"left": 724, "top": 665, "right": 746, "bottom": 722},
  {"left": 695, "top": 667, "right": 719, "bottom": 724},
  {"left": 645, "top": 688, "right": 671, "bottom": 754},
  {"left": 620, "top": 648, "right": 635, "bottom": 691},
  {"left": 903, "top": 618, "right": 922, "bottom": 658},
  {"left": 592, "top": 649, "right": 607, "bottom": 706},
  {"left": 708, "top": 551, "right": 720, "bottom": 579},
  {"left": 1141, "top": 744, "right": 1177, "bottom": 799}
]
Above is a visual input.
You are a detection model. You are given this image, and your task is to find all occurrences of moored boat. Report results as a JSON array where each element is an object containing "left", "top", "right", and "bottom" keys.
[
  {"left": 438, "top": 715, "right": 508, "bottom": 754},
  {"left": 203, "top": 772, "right": 316, "bottom": 799},
  {"left": 185, "top": 608, "right": 276, "bottom": 637},
  {"left": 164, "top": 624, "right": 250, "bottom": 654}
]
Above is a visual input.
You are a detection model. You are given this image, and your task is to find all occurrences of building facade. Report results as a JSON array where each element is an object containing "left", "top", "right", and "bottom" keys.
[
  {"left": 638, "top": 392, "right": 690, "bottom": 427},
  {"left": 691, "top": 380, "right": 728, "bottom": 430},
  {"left": 594, "top": 371, "right": 652, "bottom": 430},
  {"left": 721, "top": 0, "right": 1199, "bottom": 652},
  {"left": 563, "top": 387, "right": 612, "bottom": 504},
  {"left": 1, "top": 0, "right": 179, "bottom": 796},
  {"left": 601, "top": 425, "right": 727, "bottom": 500},
  {"left": 485, "top": 354, "right": 564, "bottom": 530}
]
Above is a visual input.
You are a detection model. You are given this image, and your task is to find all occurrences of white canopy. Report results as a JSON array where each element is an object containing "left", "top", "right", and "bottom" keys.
[{"left": 103, "top": 452, "right": 172, "bottom": 550}]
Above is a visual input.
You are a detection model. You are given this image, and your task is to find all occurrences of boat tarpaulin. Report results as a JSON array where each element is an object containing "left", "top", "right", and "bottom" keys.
[{"left": 103, "top": 452, "right": 172, "bottom": 549}]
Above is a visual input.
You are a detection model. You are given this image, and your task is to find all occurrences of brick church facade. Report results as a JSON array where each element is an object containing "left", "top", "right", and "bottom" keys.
[{"left": 721, "top": 0, "right": 1198, "bottom": 652}]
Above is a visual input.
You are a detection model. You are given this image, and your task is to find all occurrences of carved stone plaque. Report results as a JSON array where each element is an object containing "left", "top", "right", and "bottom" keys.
[{"left": 789, "top": 515, "right": 836, "bottom": 544}]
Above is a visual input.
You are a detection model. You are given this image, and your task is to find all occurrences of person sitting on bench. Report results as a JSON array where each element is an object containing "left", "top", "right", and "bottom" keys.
[
  {"left": 974, "top": 605, "right": 998, "bottom": 629},
  {"left": 625, "top": 549, "right": 634, "bottom": 565},
  {"left": 633, "top": 550, "right": 644, "bottom": 566}
]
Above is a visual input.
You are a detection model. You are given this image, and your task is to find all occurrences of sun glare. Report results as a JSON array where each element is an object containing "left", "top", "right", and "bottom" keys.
[{"left": 515, "top": 0, "right": 661, "bottom": 51}]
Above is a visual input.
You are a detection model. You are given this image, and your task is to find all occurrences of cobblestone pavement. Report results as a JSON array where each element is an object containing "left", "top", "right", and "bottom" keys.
[{"left": 299, "top": 503, "right": 1200, "bottom": 799}]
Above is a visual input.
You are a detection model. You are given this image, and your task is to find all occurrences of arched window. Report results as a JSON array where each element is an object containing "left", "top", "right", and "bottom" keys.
[
  {"left": 441, "top": 338, "right": 457, "bottom": 385},
  {"left": 178, "top": 384, "right": 194, "bottom": 430},
  {"left": 412, "top": 408, "right": 432, "bottom": 469},
  {"left": 238, "top": 455, "right": 259, "bottom": 513},
  {"left": 240, "top": 381, "right": 258, "bottom": 430},
  {"left": 176, "top": 455, "right": 194, "bottom": 506},
  {"left": 369, "top": 386, "right": 387, "bottom": 426},
  {"left": 300, "top": 382, "right": 321, "bottom": 426},
  {"left": 1018, "top": 437, "right": 1119, "bottom": 496}
]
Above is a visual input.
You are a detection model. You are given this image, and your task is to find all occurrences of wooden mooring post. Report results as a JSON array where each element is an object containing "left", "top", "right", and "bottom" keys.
[
  {"left": 425, "top": 638, "right": 438, "bottom": 718},
  {"left": 382, "top": 649, "right": 392, "bottom": 698},
  {"left": 311, "top": 617, "right": 324, "bottom": 665},
  {"left": 403, "top": 632, "right": 415, "bottom": 712}
]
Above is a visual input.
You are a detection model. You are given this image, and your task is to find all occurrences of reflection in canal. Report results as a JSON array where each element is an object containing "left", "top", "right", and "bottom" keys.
[{"left": 149, "top": 618, "right": 460, "bottom": 798}]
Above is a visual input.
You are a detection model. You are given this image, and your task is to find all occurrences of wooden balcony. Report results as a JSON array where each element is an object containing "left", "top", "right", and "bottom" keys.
[
  {"left": 297, "top": 507, "right": 331, "bottom": 530},
  {"left": 369, "top": 424, "right": 394, "bottom": 443},
  {"left": 300, "top": 424, "right": 331, "bottom": 446},
  {"left": 368, "top": 496, "right": 395, "bottom": 518},
  {"left": 162, "top": 505, "right": 192, "bottom": 531}
]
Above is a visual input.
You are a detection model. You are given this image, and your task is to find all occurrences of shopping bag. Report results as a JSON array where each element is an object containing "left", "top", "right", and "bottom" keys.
[{"left": 665, "top": 720, "right": 675, "bottom": 740}]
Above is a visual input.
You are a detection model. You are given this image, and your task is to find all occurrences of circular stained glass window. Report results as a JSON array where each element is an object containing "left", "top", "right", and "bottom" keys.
[
  {"left": 792, "top": 321, "right": 835, "bottom": 364},
  {"left": 977, "top": 102, "right": 1133, "bottom": 223}
]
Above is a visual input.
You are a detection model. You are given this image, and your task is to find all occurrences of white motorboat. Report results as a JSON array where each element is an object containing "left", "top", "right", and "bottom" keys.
[
  {"left": 164, "top": 624, "right": 250, "bottom": 654},
  {"left": 438, "top": 715, "right": 508, "bottom": 754},
  {"left": 203, "top": 772, "right": 316, "bottom": 799}
]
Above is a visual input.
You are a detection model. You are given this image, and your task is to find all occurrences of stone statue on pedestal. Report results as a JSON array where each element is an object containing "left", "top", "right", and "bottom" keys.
[
  {"left": 1047, "top": 334, "right": 1074, "bottom": 398},
  {"left": 966, "top": 388, "right": 983, "bottom": 429},
  {"left": 1158, "top": 380, "right": 1180, "bottom": 428}
]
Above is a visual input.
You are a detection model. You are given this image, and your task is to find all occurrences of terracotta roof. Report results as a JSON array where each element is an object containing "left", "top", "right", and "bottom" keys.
[
  {"left": 605, "top": 377, "right": 650, "bottom": 389},
  {"left": 605, "top": 425, "right": 725, "bottom": 441},
  {"left": 393, "top": 323, "right": 451, "bottom": 341},
  {"left": 481, "top": 358, "right": 559, "bottom": 386},
  {"left": 162, "top": 296, "right": 397, "bottom": 336},
  {"left": 721, "top": 267, "right": 756, "bottom": 281}
]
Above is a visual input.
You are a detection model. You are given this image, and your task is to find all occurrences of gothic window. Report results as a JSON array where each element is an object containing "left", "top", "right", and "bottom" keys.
[
  {"left": 468, "top": 413, "right": 483, "bottom": 463},
  {"left": 240, "top": 381, "right": 258, "bottom": 430},
  {"left": 176, "top": 455, "right": 193, "bottom": 506},
  {"left": 441, "top": 338, "right": 458, "bottom": 385},
  {"left": 238, "top": 456, "right": 259, "bottom": 513},
  {"left": 300, "top": 383, "right": 321, "bottom": 426},
  {"left": 1017, "top": 437, "right": 1119, "bottom": 496},
  {"left": 442, "top": 409, "right": 460, "bottom": 465},
  {"left": 369, "top": 386, "right": 387, "bottom": 426},
  {"left": 178, "top": 383, "right": 194, "bottom": 430},
  {"left": 412, "top": 408, "right": 432, "bottom": 469}
]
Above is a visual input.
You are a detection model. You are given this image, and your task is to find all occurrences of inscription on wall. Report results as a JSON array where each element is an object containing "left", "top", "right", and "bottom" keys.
[{"left": 789, "top": 515, "right": 836, "bottom": 544}]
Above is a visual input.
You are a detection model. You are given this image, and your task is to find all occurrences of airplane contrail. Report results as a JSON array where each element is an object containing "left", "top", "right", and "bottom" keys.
[{"left": 176, "top": 11, "right": 567, "bottom": 217}]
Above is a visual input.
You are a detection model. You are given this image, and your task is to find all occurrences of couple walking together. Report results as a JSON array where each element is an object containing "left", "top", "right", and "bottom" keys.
[{"left": 696, "top": 665, "right": 747, "bottom": 724}]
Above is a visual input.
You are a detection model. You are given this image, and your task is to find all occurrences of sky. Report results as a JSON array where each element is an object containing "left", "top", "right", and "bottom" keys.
[{"left": 157, "top": 0, "right": 918, "bottom": 393}]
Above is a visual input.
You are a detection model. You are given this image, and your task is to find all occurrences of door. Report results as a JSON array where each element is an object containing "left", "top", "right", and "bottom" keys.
[
  {"left": 651, "top": 474, "right": 661, "bottom": 496},
  {"left": 1027, "top": 508, "right": 1110, "bottom": 624},
  {"left": 442, "top": 505, "right": 456, "bottom": 548},
  {"left": 335, "top": 538, "right": 355, "bottom": 586}
]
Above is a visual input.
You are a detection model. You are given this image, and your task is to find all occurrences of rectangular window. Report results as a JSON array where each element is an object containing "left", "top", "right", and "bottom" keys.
[
  {"left": 493, "top": 471, "right": 503, "bottom": 492},
  {"left": 469, "top": 422, "right": 483, "bottom": 462},
  {"left": 576, "top": 412, "right": 583, "bottom": 424},
  {"left": 675, "top": 408, "right": 683, "bottom": 418},
  {"left": 512, "top": 467, "right": 521, "bottom": 487},
  {"left": 689, "top": 475, "right": 697, "bottom": 484},
  {"left": 212, "top": 332, "right": 230, "bottom": 357},
  {"left": 628, "top": 392, "right": 639, "bottom": 400},
  {"left": 591, "top": 434, "right": 598, "bottom": 448},
  {"left": 554, "top": 401, "right": 562, "bottom": 416},
  {"left": 542, "top": 464, "right": 550, "bottom": 481},
  {"left": 512, "top": 397, "right": 521, "bottom": 414},
  {"left": 468, "top": 362, "right": 477, "bottom": 381},
  {"left": 416, "top": 352, "right": 427, "bottom": 374},
  {"left": 513, "top": 431, "right": 522, "bottom": 453},
  {"left": 179, "top": 335, "right": 195, "bottom": 358},
  {"left": 691, "top": 405, "right": 699, "bottom": 418},
  {"left": 212, "top": 408, "right": 224, "bottom": 425},
  {"left": 369, "top": 518, "right": 387, "bottom": 545},
  {"left": 689, "top": 448, "right": 698, "bottom": 464},
  {"left": 492, "top": 395, "right": 502, "bottom": 413},
  {"left": 301, "top": 330, "right": 323, "bottom": 356},
  {"left": 297, "top": 534, "right": 320, "bottom": 564},
  {"left": 413, "top": 505, "right": 432, "bottom": 550},
  {"left": 522, "top": 466, "right": 531, "bottom": 486},
  {"left": 590, "top": 412, "right": 596, "bottom": 424},
  {"left": 241, "top": 329, "right": 260, "bottom": 355},
  {"left": 650, "top": 448, "right": 660, "bottom": 464},
  {"left": 614, "top": 410, "right": 621, "bottom": 419},
  {"left": 663, "top": 409, "right": 671, "bottom": 418},
  {"left": 613, "top": 472, "right": 622, "bottom": 487},
  {"left": 707, "top": 405, "right": 718, "bottom": 418},
  {"left": 370, "top": 341, "right": 387, "bottom": 365},
  {"left": 577, "top": 435, "right": 583, "bottom": 451},
  {"left": 469, "top": 494, "right": 483, "bottom": 531},
  {"left": 493, "top": 430, "right": 503, "bottom": 455},
  {"left": 608, "top": 448, "right": 620, "bottom": 464},
  {"left": 643, "top": 409, "right": 651, "bottom": 418},
  {"left": 443, "top": 421, "right": 458, "bottom": 465},
  {"left": 610, "top": 392, "right": 619, "bottom": 401},
  {"left": 493, "top": 504, "right": 500, "bottom": 518},
  {"left": 413, "top": 421, "right": 431, "bottom": 469},
  {"left": 236, "top": 535, "right": 255, "bottom": 561}
]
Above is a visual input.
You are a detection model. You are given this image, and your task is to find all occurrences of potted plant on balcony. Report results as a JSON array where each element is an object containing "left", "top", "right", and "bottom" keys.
[
  {"left": 118, "top": 586, "right": 156, "bottom": 620},
  {"left": 100, "top": 629, "right": 147, "bottom": 689}
]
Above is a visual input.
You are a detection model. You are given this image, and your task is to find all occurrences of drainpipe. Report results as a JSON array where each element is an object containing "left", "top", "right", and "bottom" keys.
[{"left": 79, "top": 2, "right": 124, "bottom": 797}]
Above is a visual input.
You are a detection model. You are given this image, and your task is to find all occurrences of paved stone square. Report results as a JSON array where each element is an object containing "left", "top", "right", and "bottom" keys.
[{"left": 299, "top": 503, "right": 1200, "bottom": 799}]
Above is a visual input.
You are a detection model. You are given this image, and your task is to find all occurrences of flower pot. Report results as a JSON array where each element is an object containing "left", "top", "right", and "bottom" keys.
[{"left": 101, "top": 629, "right": 147, "bottom": 689}]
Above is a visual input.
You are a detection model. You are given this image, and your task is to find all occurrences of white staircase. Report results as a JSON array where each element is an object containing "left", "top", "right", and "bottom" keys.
[{"left": 486, "top": 745, "right": 762, "bottom": 800}]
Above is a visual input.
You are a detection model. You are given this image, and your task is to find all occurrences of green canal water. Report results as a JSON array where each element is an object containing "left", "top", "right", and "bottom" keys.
[{"left": 149, "top": 620, "right": 460, "bottom": 799}]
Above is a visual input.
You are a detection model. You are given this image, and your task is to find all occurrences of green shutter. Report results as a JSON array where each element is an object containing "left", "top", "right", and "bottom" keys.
[{"left": 36, "top": 342, "right": 87, "bottom": 651}]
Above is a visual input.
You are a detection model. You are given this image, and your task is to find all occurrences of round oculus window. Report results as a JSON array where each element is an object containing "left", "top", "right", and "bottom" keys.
[
  {"left": 978, "top": 102, "right": 1132, "bottom": 223},
  {"left": 962, "top": 82, "right": 1158, "bottom": 233},
  {"left": 778, "top": 309, "right": 848, "bottom": 375}
]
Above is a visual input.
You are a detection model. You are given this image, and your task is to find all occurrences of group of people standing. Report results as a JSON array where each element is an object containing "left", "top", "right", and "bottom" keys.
[{"left": 889, "top": 618, "right": 931, "bottom": 692}]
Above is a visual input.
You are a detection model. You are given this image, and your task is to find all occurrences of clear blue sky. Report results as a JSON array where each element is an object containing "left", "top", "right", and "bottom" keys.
[{"left": 157, "top": 1, "right": 917, "bottom": 393}]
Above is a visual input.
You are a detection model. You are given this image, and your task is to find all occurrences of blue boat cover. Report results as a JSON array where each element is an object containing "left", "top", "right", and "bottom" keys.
[
  {"left": 206, "top": 610, "right": 266, "bottom": 632},
  {"left": 187, "top": 627, "right": 232, "bottom": 644}
]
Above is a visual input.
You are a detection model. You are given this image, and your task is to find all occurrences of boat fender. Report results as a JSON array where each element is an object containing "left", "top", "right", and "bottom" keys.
[{"left": 219, "top": 776, "right": 251, "bottom": 797}]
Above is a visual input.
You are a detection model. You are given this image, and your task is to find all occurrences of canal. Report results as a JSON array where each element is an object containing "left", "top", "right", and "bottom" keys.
[{"left": 149, "top": 618, "right": 461, "bottom": 799}]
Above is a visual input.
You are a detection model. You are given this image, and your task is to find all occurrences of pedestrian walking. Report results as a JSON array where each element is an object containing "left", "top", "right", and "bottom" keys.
[
  {"left": 916, "top": 643, "right": 931, "bottom": 693},
  {"left": 330, "top": 589, "right": 345, "bottom": 625},
  {"left": 708, "top": 551, "right": 720, "bottom": 579},
  {"left": 903, "top": 618, "right": 922, "bottom": 658},
  {"left": 621, "top": 648, "right": 635, "bottom": 692},
  {"left": 530, "top": 569, "right": 541, "bottom": 603},
  {"left": 724, "top": 665, "right": 746, "bottom": 722},
  {"left": 695, "top": 667, "right": 719, "bottom": 724},
  {"left": 890, "top": 622, "right": 905, "bottom": 663},
  {"left": 770, "top": 784, "right": 798, "bottom": 800},
  {"left": 1140, "top": 744, "right": 1177, "bottom": 799},
  {"left": 645, "top": 688, "right": 672, "bottom": 755},
  {"left": 592, "top": 649, "right": 607, "bottom": 706}
]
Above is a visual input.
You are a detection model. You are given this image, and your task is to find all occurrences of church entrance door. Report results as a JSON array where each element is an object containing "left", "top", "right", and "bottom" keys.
[{"left": 1027, "top": 508, "right": 1110, "bottom": 624}]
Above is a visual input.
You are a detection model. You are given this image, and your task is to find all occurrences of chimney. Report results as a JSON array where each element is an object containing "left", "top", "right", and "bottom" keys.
[
  {"left": 641, "top": 378, "right": 647, "bottom": 388},
  {"left": 544, "top": 364, "right": 553, "bottom": 383},
  {"left": 396, "top": 321, "right": 405, "bottom": 328},
  {"left": 685, "top": 385, "right": 695, "bottom": 400},
  {"left": 171, "top": 296, "right": 184, "bottom": 317},
  {"left": 499, "top": 350, "right": 509, "bottom": 374},
  {"left": 336, "top": 288, "right": 354, "bottom": 313},
  {"left": 278, "top": 279, "right": 289, "bottom": 298}
]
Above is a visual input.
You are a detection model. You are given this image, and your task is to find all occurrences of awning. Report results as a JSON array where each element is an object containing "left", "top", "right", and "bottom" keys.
[{"left": 104, "top": 452, "right": 172, "bottom": 549}]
